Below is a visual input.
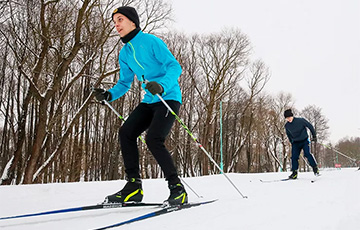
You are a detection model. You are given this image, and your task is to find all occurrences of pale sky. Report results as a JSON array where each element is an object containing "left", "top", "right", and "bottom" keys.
[{"left": 169, "top": 0, "right": 360, "bottom": 143}]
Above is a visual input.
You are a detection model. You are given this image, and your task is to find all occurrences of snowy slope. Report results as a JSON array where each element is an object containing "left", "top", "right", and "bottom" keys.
[{"left": 0, "top": 168, "right": 359, "bottom": 230}]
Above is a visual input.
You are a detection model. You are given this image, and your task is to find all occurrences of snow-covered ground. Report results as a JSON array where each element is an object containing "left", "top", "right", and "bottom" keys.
[{"left": 0, "top": 168, "right": 359, "bottom": 230}]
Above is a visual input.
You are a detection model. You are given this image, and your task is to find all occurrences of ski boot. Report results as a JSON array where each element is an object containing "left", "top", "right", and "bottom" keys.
[
  {"left": 165, "top": 183, "right": 188, "bottom": 206},
  {"left": 105, "top": 178, "right": 143, "bottom": 203},
  {"left": 313, "top": 166, "right": 320, "bottom": 176},
  {"left": 288, "top": 170, "right": 298, "bottom": 179}
]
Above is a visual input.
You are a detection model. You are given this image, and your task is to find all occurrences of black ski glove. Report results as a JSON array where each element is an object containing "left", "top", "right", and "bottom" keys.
[
  {"left": 311, "top": 136, "right": 317, "bottom": 143},
  {"left": 92, "top": 88, "right": 111, "bottom": 102},
  {"left": 145, "top": 81, "right": 163, "bottom": 95}
]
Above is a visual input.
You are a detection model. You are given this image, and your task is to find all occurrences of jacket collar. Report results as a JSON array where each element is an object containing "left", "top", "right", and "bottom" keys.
[{"left": 121, "top": 28, "right": 141, "bottom": 43}]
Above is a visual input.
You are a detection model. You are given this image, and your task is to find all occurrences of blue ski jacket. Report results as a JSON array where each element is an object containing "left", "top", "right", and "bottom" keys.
[
  {"left": 108, "top": 30, "right": 182, "bottom": 104},
  {"left": 285, "top": 117, "right": 316, "bottom": 143}
]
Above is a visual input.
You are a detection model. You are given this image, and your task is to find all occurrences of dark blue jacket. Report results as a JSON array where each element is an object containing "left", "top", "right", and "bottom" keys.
[
  {"left": 108, "top": 30, "right": 182, "bottom": 104},
  {"left": 285, "top": 117, "right": 316, "bottom": 143}
]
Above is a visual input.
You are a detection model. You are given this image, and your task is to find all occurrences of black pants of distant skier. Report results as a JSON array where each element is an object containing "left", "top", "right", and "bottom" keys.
[
  {"left": 291, "top": 139, "right": 317, "bottom": 171},
  {"left": 119, "top": 100, "right": 181, "bottom": 185}
]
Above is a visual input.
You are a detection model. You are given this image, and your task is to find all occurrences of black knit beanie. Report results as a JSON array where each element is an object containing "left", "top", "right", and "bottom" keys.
[
  {"left": 284, "top": 109, "right": 294, "bottom": 118},
  {"left": 112, "top": 6, "right": 140, "bottom": 28}
]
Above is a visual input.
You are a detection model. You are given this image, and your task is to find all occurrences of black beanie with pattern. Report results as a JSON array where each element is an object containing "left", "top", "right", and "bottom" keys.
[{"left": 112, "top": 6, "right": 140, "bottom": 28}]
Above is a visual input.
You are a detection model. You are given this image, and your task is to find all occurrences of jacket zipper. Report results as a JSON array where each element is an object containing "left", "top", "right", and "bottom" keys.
[
  {"left": 128, "top": 42, "right": 145, "bottom": 71},
  {"left": 128, "top": 41, "right": 155, "bottom": 102}
]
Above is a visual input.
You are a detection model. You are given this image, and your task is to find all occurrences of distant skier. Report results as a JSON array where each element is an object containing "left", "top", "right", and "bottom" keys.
[
  {"left": 93, "top": 6, "right": 187, "bottom": 205},
  {"left": 284, "top": 109, "right": 320, "bottom": 179}
]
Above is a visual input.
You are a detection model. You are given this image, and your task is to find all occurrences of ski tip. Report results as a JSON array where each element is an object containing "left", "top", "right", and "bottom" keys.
[
  {"left": 205, "top": 199, "right": 218, "bottom": 203},
  {"left": 165, "top": 199, "right": 218, "bottom": 208},
  {"left": 260, "top": 178, "right": 290, "bottom": 183},
  {"left": 186, "top": 199, "right": 218, "bottom": 207}
]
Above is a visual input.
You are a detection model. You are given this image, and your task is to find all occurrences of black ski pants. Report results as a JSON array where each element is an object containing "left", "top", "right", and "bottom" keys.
[
  {"left": 119, "top": 100, "right": 181, "bottom": 185},
  {"left": 291, "top": 139, "right": 317, "bottom": 171}
]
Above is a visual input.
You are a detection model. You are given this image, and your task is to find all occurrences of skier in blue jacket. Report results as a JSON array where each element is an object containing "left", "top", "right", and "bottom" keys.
[
  {"left": 93, "top": 6, "right": 187, "bottom": 205},
  {"left": 284, "top": 109, "right": 320, "bottom": 179}
]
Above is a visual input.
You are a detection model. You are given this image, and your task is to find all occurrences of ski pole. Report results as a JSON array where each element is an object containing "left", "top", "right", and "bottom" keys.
[
  {"left": 178, "top": 177, "right": 203, "bottom": 198},
  {"left": 102, "top": 100, "right": 146, "bottom": 144},
  {"left": 101, "top": 99, "right": 202, "bottom": 198},
  {"left": 150, "top": 88, "right": 247, "bottom": 198}
]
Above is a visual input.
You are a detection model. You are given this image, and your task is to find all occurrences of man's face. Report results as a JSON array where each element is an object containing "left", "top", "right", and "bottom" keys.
[
  {"left": 285, "top": 117, "right": 294, "bottom": 123},
  {"left": 113, "top": 14, "right": 136, "bottom": 37}
]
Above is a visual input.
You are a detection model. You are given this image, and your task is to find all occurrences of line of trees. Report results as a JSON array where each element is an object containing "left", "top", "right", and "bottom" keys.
[{"left": 0, "top": 0, "right": 354, "bottom": 185}]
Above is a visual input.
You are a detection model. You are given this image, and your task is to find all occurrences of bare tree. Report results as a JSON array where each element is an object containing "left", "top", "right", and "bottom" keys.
[
  {"left": 0, "top": 0, "right": 174, "bottom": 185},
  {"left": 268, "top": 92, "right": 295, "bottom": 171},
  {"left": 192, "top": 28, "right": 251, "bottom": 175},
  {"left": 241, "top": 60, "right": 270, "bottom": 172},
  {"left": 301, "top": 105, "right": 329, "bottom": 167}
]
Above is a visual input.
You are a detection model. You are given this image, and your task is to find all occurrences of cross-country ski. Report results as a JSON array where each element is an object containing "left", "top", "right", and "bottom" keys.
[
  {"left": 260, "top": 177, "right": 320, "bottom": 183},
  {"left": 93, "top": 200, "right": 217, "bottom": 230},
  {"left": 260, "top": 178, "right": 290, "bottom": 183},
  {"left": 0, "top": 202, "right": 162, "bottom": 221}
]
